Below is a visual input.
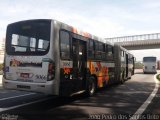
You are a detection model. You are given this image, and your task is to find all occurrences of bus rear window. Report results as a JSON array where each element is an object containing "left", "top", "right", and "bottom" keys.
[{"left": 6, "top": 20, "right": 51, "bottom": 55}]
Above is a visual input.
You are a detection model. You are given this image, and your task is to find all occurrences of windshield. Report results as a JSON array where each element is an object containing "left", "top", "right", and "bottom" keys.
[
  {"left": 6, "top": 20, "right": 51, "bottom": 55},
  {"left": 143, "top": 57, "right": 156, "bottom": 62}
]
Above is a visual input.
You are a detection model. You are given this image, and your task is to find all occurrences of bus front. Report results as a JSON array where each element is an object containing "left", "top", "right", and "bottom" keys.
[{"left": 3, "top": 20, "right": 56, "bottom": 94}]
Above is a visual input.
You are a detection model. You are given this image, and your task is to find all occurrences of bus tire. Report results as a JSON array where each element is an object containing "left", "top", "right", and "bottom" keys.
[{"left": 85, "top": 77, "right": 96, "bottom": 97}]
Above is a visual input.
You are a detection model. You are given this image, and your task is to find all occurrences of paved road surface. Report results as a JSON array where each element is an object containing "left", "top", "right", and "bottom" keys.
[{"left": 0, "top": 70, "right": 159, "bottom": 120}]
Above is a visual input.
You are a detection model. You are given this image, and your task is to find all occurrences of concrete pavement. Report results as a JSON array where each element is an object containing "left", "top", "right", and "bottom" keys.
[
  {"left": 0, "top": 69, "right": 159, "bottom": 120},
  {"left": 1, "top": 69, "right": 157, "bottom": 120},
  {"left": 143, "top": 71, "right": 160, "bottom": 115}
]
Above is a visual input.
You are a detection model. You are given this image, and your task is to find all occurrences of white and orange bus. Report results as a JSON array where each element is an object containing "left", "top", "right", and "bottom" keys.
[{"left": 3, "top": 19, "right": 135, "bottom": 96}]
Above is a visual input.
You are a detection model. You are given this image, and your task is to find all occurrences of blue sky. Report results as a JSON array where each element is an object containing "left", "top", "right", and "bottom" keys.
[{"left": 0, "top": 0, "right": 160, "bottom": 61}]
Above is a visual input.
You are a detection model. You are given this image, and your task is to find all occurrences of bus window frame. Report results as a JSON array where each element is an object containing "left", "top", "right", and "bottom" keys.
[
  {"left": 106, "top": 44, "right": 114, "bottom": 60},
  {"left": 59, "top": 29, "right": 72, "bottom": 60},
  {"left": 87, "top": 39, "right": 95, "bottom": 59},
  {"left": 94, "top": 41, "right": 101, "bottom": 60},
  {"left": 6, "top": 21, "right": 51, "bottom": 56}
]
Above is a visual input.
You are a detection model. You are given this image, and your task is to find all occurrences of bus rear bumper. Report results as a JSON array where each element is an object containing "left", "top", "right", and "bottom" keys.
[{"left": 2, "top": 78, "right": 58, "bottom": 95}]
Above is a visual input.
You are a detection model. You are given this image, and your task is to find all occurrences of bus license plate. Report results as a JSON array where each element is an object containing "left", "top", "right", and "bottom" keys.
[{"left": 17, "top": 85, "right": 30, "bottom": 89}]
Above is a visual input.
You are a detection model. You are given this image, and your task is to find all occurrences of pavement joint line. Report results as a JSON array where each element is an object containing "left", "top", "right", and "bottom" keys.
[
  {"left": 129, "top": 73, "right": 160, "bottom": 120},
  {"left": 0, "top": 93, "right": 36, "bottom": 101},
  {"left": 0, "top": 96, "right": 54, "bottom": 113}
]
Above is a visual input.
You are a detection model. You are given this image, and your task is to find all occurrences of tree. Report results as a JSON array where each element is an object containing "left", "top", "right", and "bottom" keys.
[
  {"left": 135, "top": 61, "right": 143, "bottom": 69},
  {"left": 0, "top": 63, "right": 3, "bottom": 71}
]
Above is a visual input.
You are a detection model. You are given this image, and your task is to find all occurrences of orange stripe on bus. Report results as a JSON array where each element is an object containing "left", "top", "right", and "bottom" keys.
[
  {"left": 72, "top": 27, "right": 90, "bottom": 38},
  {"left": 72, "top": 27, "right": 78, "bottom": 34},
  {"left": 98, "top": 76, "right": 103, "bottom": 88}
]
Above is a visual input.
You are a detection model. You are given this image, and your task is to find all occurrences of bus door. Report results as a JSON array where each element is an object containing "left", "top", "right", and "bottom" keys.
[
  {"left": 125, "top": 53, "right": 129, "bottom": 78},
  {"left": 132, "top": 57, "right": 135, "bottom": 75},
  {"left": 72, "top": 39, "right": 87, "bottom": 92}
]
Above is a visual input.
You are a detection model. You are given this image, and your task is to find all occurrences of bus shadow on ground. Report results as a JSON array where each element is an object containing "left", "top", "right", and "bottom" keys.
[
  {"left": 2, "top": 80, "right": 156, "bottom": 120},
  {"left": 135, "top": 71, "right": 157, "bottom": 75},
  {"left": 134, "top": 69, "right": 158, "bottom": 75},
  {"left": 135, "top": 72, "right": 157, "bottom": 75}
]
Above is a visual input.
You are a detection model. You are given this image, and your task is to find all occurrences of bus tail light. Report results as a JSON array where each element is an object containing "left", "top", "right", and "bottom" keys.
[
  {"left": 47, "top": 62, "right": 55, "bottom": 81},
  {"left": 3, "top": 58, "right": 6, "bottom": 79}
]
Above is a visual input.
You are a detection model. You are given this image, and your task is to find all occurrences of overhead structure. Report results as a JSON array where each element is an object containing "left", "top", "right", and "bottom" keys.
[{"left": 105, "top": 33, "right": 160, "bottom": 50}]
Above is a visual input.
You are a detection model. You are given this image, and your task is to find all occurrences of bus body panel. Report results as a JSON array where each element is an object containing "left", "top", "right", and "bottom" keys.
[
  {"left": 87, "top": 61, "right": 115, "bottom": 88},
  {"left": 114, "top": 44, "right": 134, "bottom": 82},
  {"left": 5, "top": 56, "right": 48, "bottom": 83},
  {"left": 143, "top": 62, "right": 157, "bottom": 73},
  {"left": 3, "top": 20, "right": 60, "bottom": 95},
  {"left": 3, "top": 79, "right": 54, "bottom": 94},
  {"left": 143, "top": 57, "right": 157, "bottom": 74}
]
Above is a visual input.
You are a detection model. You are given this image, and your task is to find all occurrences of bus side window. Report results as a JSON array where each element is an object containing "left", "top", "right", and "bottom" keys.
[
  {"left": 87, "top": 39, "right": 94, "bottom": 59},
  {"left": 60, "top": 31, "right": 70, "bottom": 60},
  {"left": 107, "top": 45, "right": 113, "bottom": 60},
  {"left": 99, "top": 42, "right": 105, "bottom": 60},
  {"left": 95, "top": 41, "right": 101, "bottom": 60},
  {"left": 101, "top": 43, "right": 105, "bottom": 60},
  {"left": 105, "top": 45, "right": 108, "bottom": 60}
]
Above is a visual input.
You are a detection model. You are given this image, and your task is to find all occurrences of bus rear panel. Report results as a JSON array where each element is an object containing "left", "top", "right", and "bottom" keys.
[
  {"left": 3, "top": 20, "right": 58, "bottom": 94},
  {"left": 143, "top": 57, "right": 157, "bottom": 74}
]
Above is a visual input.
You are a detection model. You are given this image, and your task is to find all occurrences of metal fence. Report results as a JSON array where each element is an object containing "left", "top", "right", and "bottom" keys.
[{"left": 105, "top": 33, "right": 160, "bottom": 43}]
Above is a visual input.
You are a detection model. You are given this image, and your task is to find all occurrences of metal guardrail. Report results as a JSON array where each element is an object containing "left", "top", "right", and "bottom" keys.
[{"left": 105, "top": 33, "right": 160, "bottom": 43}]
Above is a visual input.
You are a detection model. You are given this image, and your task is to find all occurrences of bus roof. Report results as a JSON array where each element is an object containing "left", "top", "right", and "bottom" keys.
[{"left": 8, "top": 19, "right": 113, "bottom": 46}]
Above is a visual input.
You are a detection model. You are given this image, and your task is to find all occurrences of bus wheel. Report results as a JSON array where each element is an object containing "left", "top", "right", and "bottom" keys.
[{"left": 86, "top": 77, "right": 96, "bottom": 97}]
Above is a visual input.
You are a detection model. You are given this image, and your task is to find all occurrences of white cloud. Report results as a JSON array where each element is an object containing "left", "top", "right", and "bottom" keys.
[
  {"left": 0, "top": 0, "right": 160, "bottom": 60},
  {"left": 0, "top": 0, "right": 159, "bottom": 38}
]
